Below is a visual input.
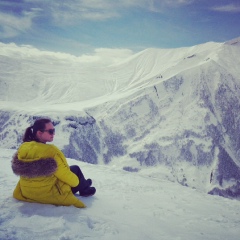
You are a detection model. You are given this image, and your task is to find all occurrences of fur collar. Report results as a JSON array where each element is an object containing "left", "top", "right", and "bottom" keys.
[{"left": 12, "top": 152, "right": 58, "bottom": 178}]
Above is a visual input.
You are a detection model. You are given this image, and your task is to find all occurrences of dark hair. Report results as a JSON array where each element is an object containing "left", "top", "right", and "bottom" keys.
[{"left": 23, "top": 118, "right": 52, "bottom": 142}]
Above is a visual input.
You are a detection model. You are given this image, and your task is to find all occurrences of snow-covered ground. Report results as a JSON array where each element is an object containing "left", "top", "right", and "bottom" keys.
[{"left": 1, "top": 148, "right": 239, "bottom": 240}]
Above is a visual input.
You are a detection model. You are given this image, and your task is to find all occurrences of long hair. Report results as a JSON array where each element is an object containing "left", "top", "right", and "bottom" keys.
[{"left": 23, "top": 118, "right": 52, "bottom": 142}]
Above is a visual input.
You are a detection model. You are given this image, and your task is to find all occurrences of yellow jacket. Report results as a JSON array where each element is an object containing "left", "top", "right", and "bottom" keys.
[{"left": 12, "top": 141, "right": 86, "bottom": 208}]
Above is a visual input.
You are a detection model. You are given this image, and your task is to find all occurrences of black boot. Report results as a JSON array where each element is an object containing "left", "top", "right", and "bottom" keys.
[
  {"left": 85, "top": 179, "right": 92, "bottom": 188},
  {"left": 80, "top": 187, "right": 96, "bottom": 197}
]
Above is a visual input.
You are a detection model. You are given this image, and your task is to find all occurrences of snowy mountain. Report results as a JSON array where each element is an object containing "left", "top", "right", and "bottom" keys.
[{"left": 1, "top": 38, "right": 240, "bottom": 200}]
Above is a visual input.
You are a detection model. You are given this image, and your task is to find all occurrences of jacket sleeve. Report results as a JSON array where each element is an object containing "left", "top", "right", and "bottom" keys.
[{"left": 53, "top": 151, "right": 79, "bottom": 187}]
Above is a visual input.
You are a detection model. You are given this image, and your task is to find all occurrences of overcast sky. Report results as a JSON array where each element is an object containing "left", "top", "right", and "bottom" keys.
[{"left": 0, "top": 0, "right": 240, "bottom": 56}]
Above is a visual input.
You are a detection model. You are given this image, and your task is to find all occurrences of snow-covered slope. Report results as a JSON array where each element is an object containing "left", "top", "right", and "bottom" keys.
[
  {"left": 1, "top": 39, "right": 240, "bottom": 199},
  {"left": 1, "top": 148, "right": 240, "bottom": 240}
]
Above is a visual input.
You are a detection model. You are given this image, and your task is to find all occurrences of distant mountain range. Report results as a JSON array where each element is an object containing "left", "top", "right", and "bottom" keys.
[{"left": 1, "top": 37, "right": 240, "bottom": 199}]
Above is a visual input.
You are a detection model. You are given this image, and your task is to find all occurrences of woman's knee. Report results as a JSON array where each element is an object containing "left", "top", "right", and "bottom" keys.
[{"left": 70, "top": 165, "right": 80, "bottom": 175}]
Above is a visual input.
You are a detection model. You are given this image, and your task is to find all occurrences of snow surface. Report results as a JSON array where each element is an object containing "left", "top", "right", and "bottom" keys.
[
  {"left": 1, "top": 39, "right": 240, "bottom": 239},
  {"left": 1, "top": 148, "right": 240, "bottom": 240}
]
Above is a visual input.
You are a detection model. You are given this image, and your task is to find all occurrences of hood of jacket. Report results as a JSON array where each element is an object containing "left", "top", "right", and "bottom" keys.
[{"left": 12, "top": 152, "right": 57, "bottom": 178}]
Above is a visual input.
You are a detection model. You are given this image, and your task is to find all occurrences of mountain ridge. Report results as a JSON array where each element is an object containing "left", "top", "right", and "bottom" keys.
[{"left": 1, "top": 38, "right": 240, "bottom": 199}]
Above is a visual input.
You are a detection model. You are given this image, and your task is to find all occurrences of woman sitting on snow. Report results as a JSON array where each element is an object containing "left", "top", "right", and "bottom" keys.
[{"left": 11, "top": 118, "right": 96, "bottom": 208}]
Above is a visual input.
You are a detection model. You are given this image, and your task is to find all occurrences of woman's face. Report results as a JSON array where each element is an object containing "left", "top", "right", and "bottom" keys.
[{"left": 36, "top": 122, "right": 55, "bottom": 143}]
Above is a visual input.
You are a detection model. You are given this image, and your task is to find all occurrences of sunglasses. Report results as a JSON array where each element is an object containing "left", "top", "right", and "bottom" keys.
[{"left": 42, "top": 129, "right": 55, "bottom": 135}]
